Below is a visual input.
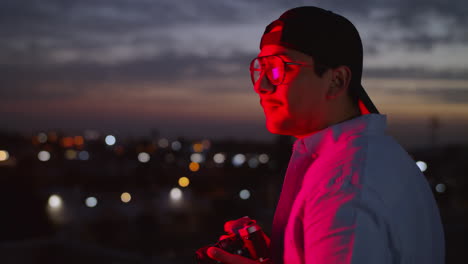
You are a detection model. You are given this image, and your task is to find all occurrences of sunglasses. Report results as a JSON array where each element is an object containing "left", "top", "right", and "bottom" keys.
[{"left": 249, "top": 55, "right": 318, "bottom": 92}]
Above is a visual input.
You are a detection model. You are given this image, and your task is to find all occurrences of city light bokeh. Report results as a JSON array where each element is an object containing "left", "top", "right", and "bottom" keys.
[
  {"left": 137, "top": 152, "right": 150, "bottom": 163},
  {"left": 170, "top": 188, "right": 183, "bottom": 201},
  {"left": 232, "top": 154, "right": 246, "bottom": 167},
  {"left": 239, "top": 189, "right": 251, "bottom": 200},
  {"left": 0, "top": 129, "right": 465, "bottom": 263},
  {"left": 105, "top": 135, "right": 116, "bottom": 146},
  {"left": 0, "top": 150, "right": 9, "bottom": 162},
  {"left": 85, "top": 197, "right": 98, "bottom": 208},
  {"left": 38, "top": 151, "right": 51, "bottom": 162},
  {"left": 121, "top": 192, "right": 132, "bottom": 203},
  {"left": 189, "top": 162, "right": 200, "bottom": 172},
  {"left": 416, "top": 161, "right": 428, "bottom": 172},
  {"left": 190, "top": 153, "right": 204, "bottom": 163},
  {"left": 213, "top": 153, "right": 226, "bottom": 164},
  {"left": 178, "top": 177, "right": 190, "bottom": 188},
  {"left": 48, "top": 194, "right": 63, "bottom": 209}
]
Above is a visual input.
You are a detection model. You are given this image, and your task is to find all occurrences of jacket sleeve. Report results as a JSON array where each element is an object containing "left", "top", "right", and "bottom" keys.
[{"left": 302, "top": 184, "right": 395, "bottom": 264}]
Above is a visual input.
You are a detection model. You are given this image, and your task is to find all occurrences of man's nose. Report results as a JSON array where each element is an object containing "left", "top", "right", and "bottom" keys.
[{"left": 254, "top": 71, "right": 275, "bottom": 94}]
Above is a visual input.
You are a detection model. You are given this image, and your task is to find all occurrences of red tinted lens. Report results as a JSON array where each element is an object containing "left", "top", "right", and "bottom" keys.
[
  {"left": 250, "top": 56, "right": 284, "bottom": 87},
  {"left": 250, "top": 58, "right": 262, "bottom": 84},
  {"left": 264, "top": 57, "right": 283, "bottom": 85}
]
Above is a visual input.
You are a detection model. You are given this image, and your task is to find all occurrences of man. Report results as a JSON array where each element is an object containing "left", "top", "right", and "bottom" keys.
[{"left": 208, "top": 6, "right": 445, "bottom": 264}]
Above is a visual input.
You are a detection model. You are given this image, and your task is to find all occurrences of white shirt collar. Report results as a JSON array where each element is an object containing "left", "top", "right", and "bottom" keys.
[{"left": 293, "top": 114, "right": 387, "bottom": 155}]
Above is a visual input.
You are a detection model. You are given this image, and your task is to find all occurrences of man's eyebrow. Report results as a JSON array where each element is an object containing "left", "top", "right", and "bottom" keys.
[
  {"left": 262, "top": 53, "right": 292, "bottom": 59},
  {"left": 257, "top": 52, "right": 296, "bottom": 61},
  {"left": 277, "top": 53, "right": 298, "bottom": 61},
  {"left": 275, "top": 52, "right": 290, "bottom": 57}
]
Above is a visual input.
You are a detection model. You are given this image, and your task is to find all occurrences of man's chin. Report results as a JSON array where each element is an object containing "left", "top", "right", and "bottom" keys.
[{"left": 266, "top": 120, "right": 291, "bottom": 135}]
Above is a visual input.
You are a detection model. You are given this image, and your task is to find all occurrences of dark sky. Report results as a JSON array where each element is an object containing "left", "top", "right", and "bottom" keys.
[{"left": 0, "top": 0, "right": 467, "bottom": 147}]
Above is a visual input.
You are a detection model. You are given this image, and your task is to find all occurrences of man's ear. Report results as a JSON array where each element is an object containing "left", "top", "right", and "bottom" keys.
[{"left": 326, "top": 65, "right": 352, "bottom": 99}]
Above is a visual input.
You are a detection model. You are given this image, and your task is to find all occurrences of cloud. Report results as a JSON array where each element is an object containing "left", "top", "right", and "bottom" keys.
[
  {"left": 1, "top": 0, "right": 467, "bottom": 67},
  {"left": 2, "top": 45, "right": 468, "bottom": 105},
  {"left": 382, "top": 87, "right": 468, "bottom": 104},
  {"left": 0, "top": 51, "right": 256, "bottom": 102},
  {"left": 0, "top": 0, "right": 264, "bottom": 65},
  {"left": 0, "top": 0, "right": 250, "bottom": 30},
  {"left": 284, "top": 0, "right": 468, "bottom": 57},
  {"left": 363, "top": 77, "right": 468, "bottom": 105},
  {"left": 364, "top": 67, "right": 468, "bottom": 79}
]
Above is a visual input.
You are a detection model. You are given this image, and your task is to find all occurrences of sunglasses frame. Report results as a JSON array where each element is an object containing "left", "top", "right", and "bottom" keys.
[{"left": 249, "top": 55, "right": 316, "bottom": 88}]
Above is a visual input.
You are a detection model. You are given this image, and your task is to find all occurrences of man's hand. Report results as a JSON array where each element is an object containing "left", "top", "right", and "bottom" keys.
[{"left": 207, "top": 247, "right": 259, "bottom": 264}]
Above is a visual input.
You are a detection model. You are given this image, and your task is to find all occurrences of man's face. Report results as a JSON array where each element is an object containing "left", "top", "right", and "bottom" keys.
[{"left": 254, "top": 44, "right": 333, "bottom": 138}]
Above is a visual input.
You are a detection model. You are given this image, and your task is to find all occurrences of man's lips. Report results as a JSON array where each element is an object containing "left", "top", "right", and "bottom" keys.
[{"left": 261, "top": 99, "right": 283, "bottom": 107}]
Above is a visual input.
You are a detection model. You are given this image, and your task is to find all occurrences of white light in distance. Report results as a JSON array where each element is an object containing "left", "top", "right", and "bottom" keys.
[
  {"left": 38, "top": 151, "right": 51, "bottom": 162},
  {"left": 0, "top": 150, "right": 9, "bottom": 162},
  {"left": 105, "top": 135, "right": 116, "bottom": 146},
  {"left": 138, "top": 152, "right": 150, "bottom": 163},
  {"left": 171, "top": 141, "right": 182, "bottom": 151},
  {"left": 435, "top": 183, "right": 446, "bottom": 193},
  {"left": 232, "top": 154, "right": 246, "bottom": 167},
  {"left": 416, "top": 161, "right": 427, "bottom": 172},
  {"left": 213, "top": 153, "right": 226, "bottom": 164},
  {"left": 78, "top": 151, "right": 89, "bottom": 160},
  {"left": 190, "top": 153, "right": 204, "bottom": 163},
  {"left": 48, "top": 194, "right": 62, "bottom": 209},
  {"left": 239, "top": 189, "right": 251, "bottom": 200},
  {"left": 85, "top": 197, "right": 98, "bottom": 207},
  {"left": 170, "top": 188, "right": 183, "bottom": 201},
  {"left": 258, "top": 154, "right": 269, "bottom": 164}
]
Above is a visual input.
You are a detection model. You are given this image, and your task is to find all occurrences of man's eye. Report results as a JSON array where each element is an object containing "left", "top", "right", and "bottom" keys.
[{"left": 284, "top": 63, "right": 295, "bottom": 71}]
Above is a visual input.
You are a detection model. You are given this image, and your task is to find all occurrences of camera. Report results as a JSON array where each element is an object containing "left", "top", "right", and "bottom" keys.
[{"left": 195, "top": 217, "right": 270, "bottom": 263}]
